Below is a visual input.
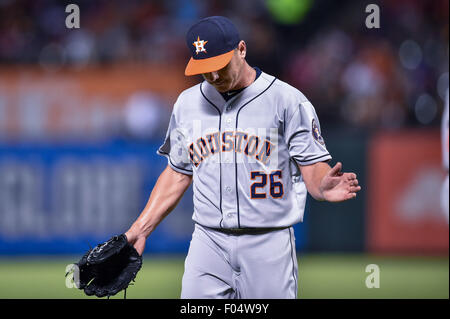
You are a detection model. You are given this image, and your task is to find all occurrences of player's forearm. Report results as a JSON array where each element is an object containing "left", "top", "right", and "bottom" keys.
[
  {"left": 126, "top": 165, "right": 192, "bottom": 241},
  {"left": 299, "top": 162, "right": 331, "bottom": 201}
]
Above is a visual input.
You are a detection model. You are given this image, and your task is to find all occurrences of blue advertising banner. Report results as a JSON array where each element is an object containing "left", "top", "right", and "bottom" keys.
[{"left": 0, "top": 139, "right": 308, "bottom": 255}]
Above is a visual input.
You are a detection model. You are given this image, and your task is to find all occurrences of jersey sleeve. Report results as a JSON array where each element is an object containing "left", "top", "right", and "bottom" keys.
[
  {"left": 284, "top": 99, "right": 332, "bottom": 165},
  {"left": 157, "top": 103, "right": 193, "bottom": 175}
]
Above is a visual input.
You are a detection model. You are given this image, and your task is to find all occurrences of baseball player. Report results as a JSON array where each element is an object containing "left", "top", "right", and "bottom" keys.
[{"left": 124, "top": 16, "right": 361, "bottom": 298}]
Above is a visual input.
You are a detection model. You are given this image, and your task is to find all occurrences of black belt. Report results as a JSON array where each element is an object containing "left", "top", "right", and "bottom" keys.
[{"left": 209, "top": 226, "right": 290, "bottom": 235}]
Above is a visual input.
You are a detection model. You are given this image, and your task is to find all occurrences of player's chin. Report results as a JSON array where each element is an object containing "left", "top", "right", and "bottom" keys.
[{"left": 212, "top": 81, "right": 231, "bottom": 92}]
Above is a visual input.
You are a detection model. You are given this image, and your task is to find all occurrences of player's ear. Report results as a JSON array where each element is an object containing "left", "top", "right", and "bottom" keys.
[{"left": 237, "top": 40, "right": 246, "bottom": 59}]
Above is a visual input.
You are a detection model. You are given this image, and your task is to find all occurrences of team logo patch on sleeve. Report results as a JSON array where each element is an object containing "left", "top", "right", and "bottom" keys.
[{"left": 312, "top": 119, "right": 325, "bottom": 145}]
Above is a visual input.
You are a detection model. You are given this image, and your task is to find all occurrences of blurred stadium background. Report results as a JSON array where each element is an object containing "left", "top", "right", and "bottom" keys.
[{"left": 0, "top": 0, "right": 448, "bottom": 299}]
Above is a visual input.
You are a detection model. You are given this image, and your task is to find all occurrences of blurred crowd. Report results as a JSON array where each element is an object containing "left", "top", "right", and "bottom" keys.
[
  {"left": 282, "top": 0, "right": 449, "bottom": 129},
  {"left": 0, "top": 0, "right": 448, "bottom": 133}
]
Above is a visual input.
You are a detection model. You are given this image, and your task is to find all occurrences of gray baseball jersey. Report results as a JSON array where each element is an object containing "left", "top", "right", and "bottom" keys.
[{"left": 157, "top": 71, "right": 331, "bottom": 229}]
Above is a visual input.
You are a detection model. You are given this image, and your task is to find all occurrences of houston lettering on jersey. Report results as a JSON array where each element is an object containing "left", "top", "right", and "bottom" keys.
[{"left": 189, "top": 131, "right": 274, "bottom": 167}]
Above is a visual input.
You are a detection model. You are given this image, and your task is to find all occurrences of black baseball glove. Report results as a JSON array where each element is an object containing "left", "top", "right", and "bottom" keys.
[{"left": 67, "top": 234, "right": 142, "bottom": 298}]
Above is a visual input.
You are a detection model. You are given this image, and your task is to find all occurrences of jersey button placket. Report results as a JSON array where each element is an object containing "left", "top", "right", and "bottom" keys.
[{"left": 221, "top": 103, "right": 238, "bottom": 228}]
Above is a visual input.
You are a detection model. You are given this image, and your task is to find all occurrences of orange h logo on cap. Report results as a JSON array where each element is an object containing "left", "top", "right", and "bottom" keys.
[{"left": 193, "top": 36, "right": 208, "bottom": 54}]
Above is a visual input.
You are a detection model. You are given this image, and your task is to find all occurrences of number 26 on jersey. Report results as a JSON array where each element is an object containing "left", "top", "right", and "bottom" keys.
[{"left": 250, "top": 170, "right": 284, "bottom": 199}]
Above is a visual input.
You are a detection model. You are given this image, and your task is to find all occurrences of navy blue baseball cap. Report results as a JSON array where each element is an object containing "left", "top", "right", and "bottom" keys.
[{"left": 185, "top": 16, "right": 240, "bottom": 76}]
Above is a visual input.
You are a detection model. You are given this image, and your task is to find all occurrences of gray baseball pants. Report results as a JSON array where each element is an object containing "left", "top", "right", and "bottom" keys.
[{"left": 181, "top": 223, "right": 298, "bottom": 299}]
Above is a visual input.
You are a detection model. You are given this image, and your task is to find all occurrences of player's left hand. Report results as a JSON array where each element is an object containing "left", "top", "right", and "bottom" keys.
[
  {"left": 67, "top": 234, "right": 143, "bottom": 298},
  {"left": 319, "top": 162, "right": 361, "bottom": 202}
]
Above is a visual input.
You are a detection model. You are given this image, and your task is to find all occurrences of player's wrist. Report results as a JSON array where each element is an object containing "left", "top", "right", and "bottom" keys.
[
  {"left": 124, "top": 230, "right": 135, "bottom": 244},
  {"left": 317, "top": 189, "right": 327, "bottom": 201},
  {"left": 317, "top": 179, "right": 327, "bottom": 201},
  {"left": 124, "top": 227, "right": 144, "bottom": 244}
]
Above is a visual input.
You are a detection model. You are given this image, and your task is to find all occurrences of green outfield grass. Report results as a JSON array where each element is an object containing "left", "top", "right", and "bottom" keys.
[{"left": 0, "top": 254, "right": 447, "bottom": 299}]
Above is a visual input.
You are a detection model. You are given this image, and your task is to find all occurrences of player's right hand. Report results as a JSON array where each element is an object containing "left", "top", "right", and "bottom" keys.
[{"left": 124, "top": 230, "right": 146, "bottom": 256}]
